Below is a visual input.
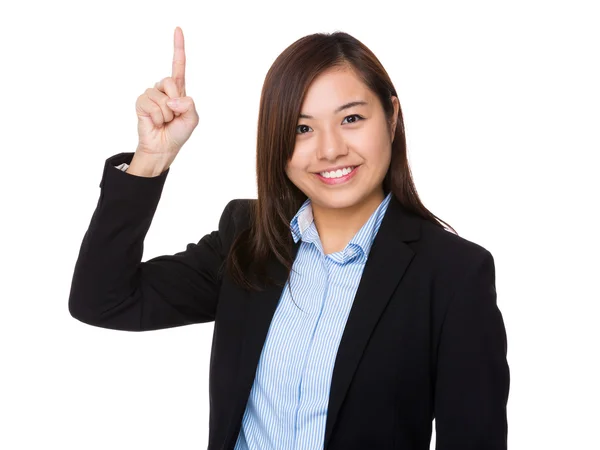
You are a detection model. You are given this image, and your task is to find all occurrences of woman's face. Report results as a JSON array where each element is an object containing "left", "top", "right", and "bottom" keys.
[{"left": 286, "top": 66, "right": 399, "bottom": 212}]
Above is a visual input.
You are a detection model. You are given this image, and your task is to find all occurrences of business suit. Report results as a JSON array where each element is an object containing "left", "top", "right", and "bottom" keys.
[{"left": 69, "top": 152, "right": 510, "bottom": 450}]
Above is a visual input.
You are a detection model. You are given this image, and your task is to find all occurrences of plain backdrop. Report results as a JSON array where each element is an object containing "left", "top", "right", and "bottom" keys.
[{"left": 1, "top": 0, "right": 598, "bottom": 448}]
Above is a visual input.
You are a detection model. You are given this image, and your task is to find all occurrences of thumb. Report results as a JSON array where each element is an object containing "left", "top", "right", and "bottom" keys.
[{"left": 166, "top": 97, "right": 198, "bottom": 122}]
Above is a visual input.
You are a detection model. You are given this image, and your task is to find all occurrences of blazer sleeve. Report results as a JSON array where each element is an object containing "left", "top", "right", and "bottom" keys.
[
  {"left": 68, "top": 152, "right": 235, "bottom": 332},
  {"left": 434, "top": 250, "right": 510, "bottom": 450}
]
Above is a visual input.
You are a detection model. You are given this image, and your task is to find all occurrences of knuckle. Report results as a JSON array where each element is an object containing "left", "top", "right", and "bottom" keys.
[
  {"left": 137, "top": 97, "right": 150, "bottom": 111},
  {"left": 148, "top": 103, "right": 161, "bottom": 115}
]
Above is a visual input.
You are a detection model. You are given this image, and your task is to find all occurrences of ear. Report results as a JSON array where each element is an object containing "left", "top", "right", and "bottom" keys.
[{"left": 390, "top": 96, "right": 400, "bottom": 141}]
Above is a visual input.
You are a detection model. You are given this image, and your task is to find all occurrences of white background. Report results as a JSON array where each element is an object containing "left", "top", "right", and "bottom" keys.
[{"left": 1, "top": 0, "right": 598, "bottom": 448}]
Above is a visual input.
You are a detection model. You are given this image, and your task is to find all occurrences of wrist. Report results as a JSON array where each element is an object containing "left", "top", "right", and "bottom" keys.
[{"left": 126, "top": 152, "right": 171, "bottom": 177}]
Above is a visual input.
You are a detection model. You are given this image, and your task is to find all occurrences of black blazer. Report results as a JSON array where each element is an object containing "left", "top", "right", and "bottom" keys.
[{"left": 69, "top": 152, "right": 510, "bottom": 450}]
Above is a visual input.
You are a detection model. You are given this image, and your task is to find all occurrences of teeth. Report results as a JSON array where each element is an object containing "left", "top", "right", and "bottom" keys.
[{"left": 320, "top": 166, "right": 354, "bottom": 178}]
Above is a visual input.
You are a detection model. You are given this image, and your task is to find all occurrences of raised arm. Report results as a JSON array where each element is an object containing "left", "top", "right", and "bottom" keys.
[
  {"left": 68, "top": 27, "right": 229, "bottom": 331},
  {"left": 68, "top": 152, "right": 237, "bottom": 331}
]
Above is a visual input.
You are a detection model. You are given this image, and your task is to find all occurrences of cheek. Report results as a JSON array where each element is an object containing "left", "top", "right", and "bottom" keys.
[
  {"left": 285, "top": 158, "right": 303, "bottom": 184},
  {"left": 288, "top": 145, "right": 312, "bottom": 171},
  {"left": 351, "top": 124, "right": 389, "bottom": 153},
  {"left": 369, "top": 126, "right": 392, "bottom": 164},
  {"left": 356, "top": 138, "right": 391, "bottom": 167}
]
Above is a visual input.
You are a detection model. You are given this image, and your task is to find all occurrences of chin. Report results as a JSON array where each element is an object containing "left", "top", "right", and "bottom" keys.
[{"left": 310, "top": 190, "right": 369, "bottom": 210}]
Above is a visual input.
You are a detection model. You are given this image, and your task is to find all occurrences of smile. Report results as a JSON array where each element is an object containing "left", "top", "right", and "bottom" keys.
[{"left": 314, "top": 165, "right": 360, "bottom": 185}]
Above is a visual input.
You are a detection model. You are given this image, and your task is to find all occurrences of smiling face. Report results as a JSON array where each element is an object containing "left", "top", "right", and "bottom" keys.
[{"left": 286, "top": 66, "right": 399, "bottom": 213}]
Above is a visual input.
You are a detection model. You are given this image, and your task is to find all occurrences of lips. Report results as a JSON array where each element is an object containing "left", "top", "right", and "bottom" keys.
[
  {"left": 316, "top": 165, "right": 356, "bottom": 174},
  {"left": 314, "top": 165, "right": 360, "bottom": 185}
]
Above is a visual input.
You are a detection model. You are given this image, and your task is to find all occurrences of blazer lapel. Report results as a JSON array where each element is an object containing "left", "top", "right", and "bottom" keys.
[
  {"left": 323, "top": 196, "right": 421, "bottom": 449},
  {"left": 223, "top": 196, "right": 422, "bottom": 450},
  {"left": 224, "top": 242, "right": 300, "bottom": 450}
]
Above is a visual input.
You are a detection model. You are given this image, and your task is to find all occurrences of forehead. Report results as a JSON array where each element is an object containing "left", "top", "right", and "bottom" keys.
[{"left": 301, "top": 67, "right": 372, "bottom": 110}]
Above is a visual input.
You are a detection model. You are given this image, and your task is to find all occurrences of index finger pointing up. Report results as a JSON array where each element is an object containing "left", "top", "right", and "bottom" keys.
[{"left": 172, "top": 26, "right": 186, "bottom": 97}]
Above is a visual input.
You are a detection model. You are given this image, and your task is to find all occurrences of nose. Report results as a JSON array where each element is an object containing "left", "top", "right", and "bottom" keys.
[{"left": 316, "top": 127, "right": 349, "bottom": 161}]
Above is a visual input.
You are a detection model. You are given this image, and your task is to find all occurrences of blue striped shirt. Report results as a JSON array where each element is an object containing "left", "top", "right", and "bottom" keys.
[{"left": 234, "top": 192, "right": 393, "bottom": 450}]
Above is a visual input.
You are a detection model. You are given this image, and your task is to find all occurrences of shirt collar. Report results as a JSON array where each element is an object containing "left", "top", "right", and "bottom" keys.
[{"left": 290, "top": 192, "right": 392, "bottom": 261}]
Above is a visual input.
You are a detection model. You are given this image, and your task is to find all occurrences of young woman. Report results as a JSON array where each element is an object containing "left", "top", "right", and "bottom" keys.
[{"left": 69, "top": 26, "right": 509, "bottom": 450}]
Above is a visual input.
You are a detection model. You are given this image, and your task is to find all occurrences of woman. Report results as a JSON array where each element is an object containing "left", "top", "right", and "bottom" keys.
[{"left": 69, "top": 26, "right": 509, "bottom": 450}]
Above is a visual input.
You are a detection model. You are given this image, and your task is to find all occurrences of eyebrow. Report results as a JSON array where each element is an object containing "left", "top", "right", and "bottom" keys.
[{"left": 298, "top": 101, "right": 368, "bottom": 119}]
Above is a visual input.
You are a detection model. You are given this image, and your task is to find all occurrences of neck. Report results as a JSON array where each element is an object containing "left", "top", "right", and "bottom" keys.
[{"left": 311, "top": 187, "right": 385, "bottom": 254}]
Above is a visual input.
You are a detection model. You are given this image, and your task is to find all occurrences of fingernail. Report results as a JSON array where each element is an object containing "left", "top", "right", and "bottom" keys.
[{"left": 167, "top": 98, "right": 180, "bottom": 106}]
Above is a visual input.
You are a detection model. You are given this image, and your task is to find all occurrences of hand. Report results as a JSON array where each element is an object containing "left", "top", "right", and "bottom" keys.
[{"left": 134, "top": 26, "right": 199, "bottom": 167}]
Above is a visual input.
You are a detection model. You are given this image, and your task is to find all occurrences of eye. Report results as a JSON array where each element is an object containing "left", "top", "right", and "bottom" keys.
[
  {"left": 296, "top": 124, "right": 312, "bottom": 135},
  {"left": 295, "top": 114, "right": 364, "bottom": 135},
  {"left": 342, "top": 114, "right": 364, "bottom": 124}
]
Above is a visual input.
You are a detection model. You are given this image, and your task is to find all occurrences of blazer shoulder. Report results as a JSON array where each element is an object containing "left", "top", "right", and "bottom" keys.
[
  {"left": 415, "top": 221, "right": 498, "bottom": 311},
  {"left": 419, "top": 219, "right": 494, "bottom": 268}
]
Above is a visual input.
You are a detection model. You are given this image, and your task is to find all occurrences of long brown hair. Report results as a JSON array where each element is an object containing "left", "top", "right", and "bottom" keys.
[{"left": 226, "top": 31, "right": 456, "bottom": 292}]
